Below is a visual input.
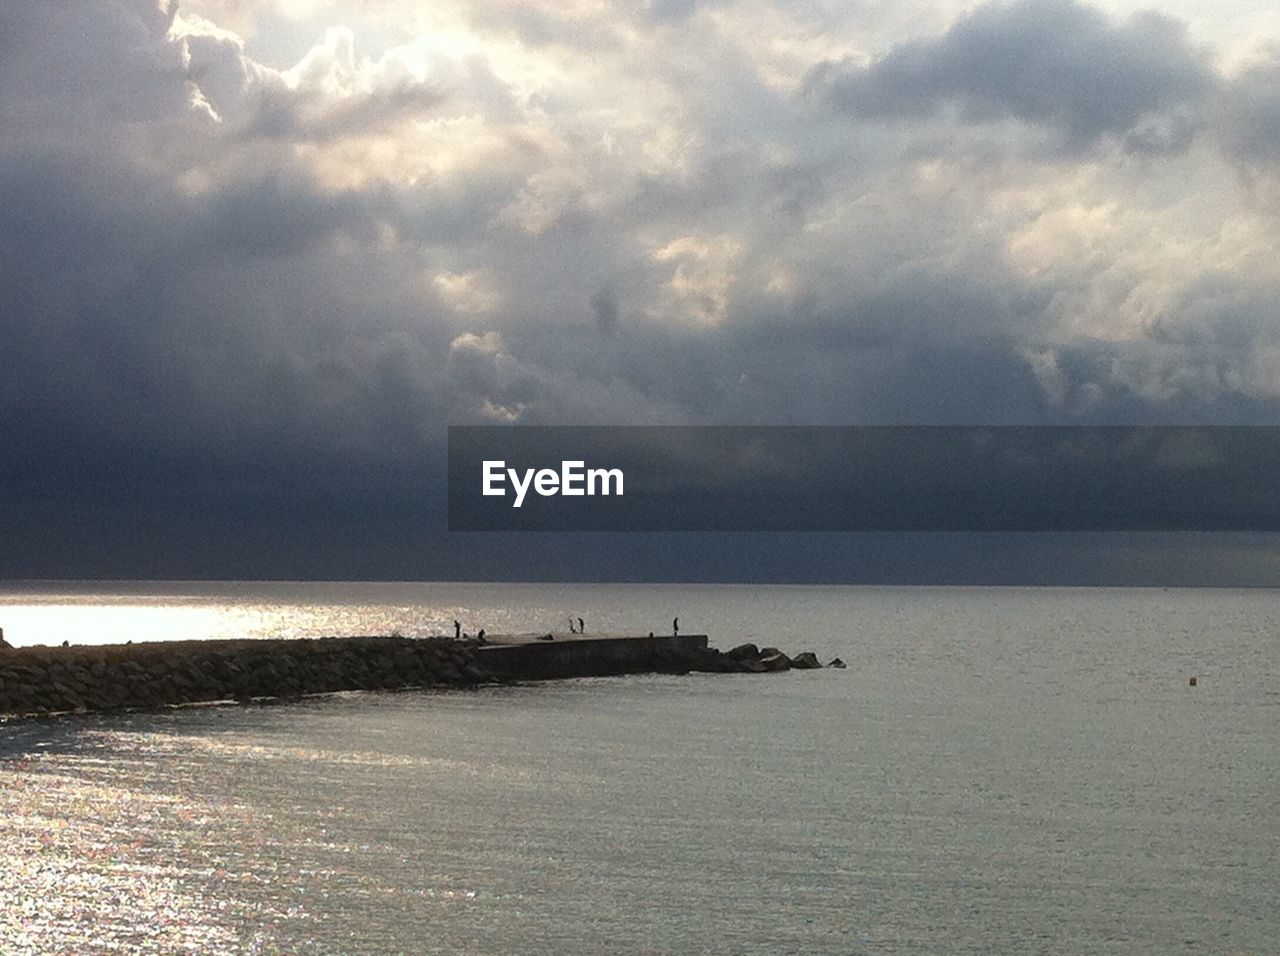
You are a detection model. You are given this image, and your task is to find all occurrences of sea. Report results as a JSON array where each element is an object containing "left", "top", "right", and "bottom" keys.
[{"left": 1, "top": 581, "right": 1277, "bottom": 954}]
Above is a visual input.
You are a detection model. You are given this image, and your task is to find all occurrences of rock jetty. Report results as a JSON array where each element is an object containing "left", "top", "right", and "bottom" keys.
[
  {"left": 0, "top": 636, "right": 493, "bottom": 719},
  {"left": 1, "top": 633, "right": 833, "bottom": 720}
]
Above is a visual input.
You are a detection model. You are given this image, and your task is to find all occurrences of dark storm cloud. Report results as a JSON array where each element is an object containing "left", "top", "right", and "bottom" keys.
[
  {"left": 809, "top": 0, "right": 1215, "bottom": 147},
  {"left": 589, "top": 288, "right": 620, "bottom": 333},
  {"left": 201, "top": 171, "right": 397, "bottom": 255},
  {"left": 1219, "top": 52, "right": 1280, "bottom": 169},
  {"left": 1150, "top": 275, "right": 1280, "bottom": 348},
  {"left": 0, "top": 1, "right": 461, "bottom": 464},
  {"left": 0, "top": 0, "right": 187, "bottom": 131},
  {"left": 0, "top": 149, "right": 605, "bottom": 516},
  {"left": 741, "top": 266, "right": 1050, "bottom": 350}
]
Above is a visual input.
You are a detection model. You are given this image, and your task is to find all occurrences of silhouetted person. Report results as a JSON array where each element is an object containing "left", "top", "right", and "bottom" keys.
[
  {"left": 673, "top": 617, "right": 679, "bottom": 636},
  {"left": 454, "top": 620, "right": 461, "bottom": 639},
  {"left": 477, "top": 629, "right": 486, "bottom": 642},
  {"left": 578, "top": 617, "right": 584, "bottom": 634},
  {"left": 62, "top": 640, "right": 69, "bottom": 647},
  {"left": 568, "top": 617, "right": 577, "bottom": 634}
]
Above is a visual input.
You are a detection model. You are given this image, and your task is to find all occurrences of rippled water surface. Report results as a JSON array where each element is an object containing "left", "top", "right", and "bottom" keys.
[{"left": 2, "top": 583, "right": 1278, "bottom": 953}]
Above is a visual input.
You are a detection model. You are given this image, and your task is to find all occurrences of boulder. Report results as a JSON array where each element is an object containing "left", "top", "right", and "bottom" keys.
[
  {"left": 790, "top": 651, "right": 822, "bottom": 669},
  {"left": 758, "top": 653, "right": 791, "bottom": 672},
  {"left": 461, "top": 664, "right": 495, "bottom": 684},
  {"left": 435, "top": 663, "right": 465, "bottom": 684},
  {"left": 717, "top": 651, "right": 744, "bottom": 672},
  {"left": 828, "top": 657, "right": 847, "bottom": 669},
  {"left": 710, "top": 653, "right": 743, "bottom": 674},
  {"left": 726, "top": 643, "right": 759, "bottom": 661}
]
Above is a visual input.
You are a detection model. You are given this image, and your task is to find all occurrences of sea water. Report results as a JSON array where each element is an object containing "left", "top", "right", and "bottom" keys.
[{"left": 1, "top": 582, "right": 1277, "bottom": 953}]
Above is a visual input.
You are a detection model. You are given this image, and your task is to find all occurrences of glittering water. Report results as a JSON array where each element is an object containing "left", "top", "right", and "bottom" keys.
[{"left": 2, "top": 583, "right": 1278, "bottom": 953}]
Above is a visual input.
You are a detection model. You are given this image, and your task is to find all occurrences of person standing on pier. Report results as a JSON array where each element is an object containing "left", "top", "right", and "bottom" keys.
[
  {"left": 578, "top": 617, "right": 585, "bottom": 635},
  {"left": 568, "top": 617, "right": 577, "bottom": 634},
  {"left": 454, "top": 620, "right": 461, "bottom": 639},
  {"left": 673, "top": 617, "right": 679, "bottom": 636}
]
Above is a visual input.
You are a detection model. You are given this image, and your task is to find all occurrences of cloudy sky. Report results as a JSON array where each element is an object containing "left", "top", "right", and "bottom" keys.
[{"left": 4, "top": 0, "right": 1280, "bottom": 581}]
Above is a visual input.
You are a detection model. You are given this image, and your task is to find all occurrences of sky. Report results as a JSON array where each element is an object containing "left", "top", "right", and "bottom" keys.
[{"left": 3, "top": 0, "right": 1280, "bottom": 582}]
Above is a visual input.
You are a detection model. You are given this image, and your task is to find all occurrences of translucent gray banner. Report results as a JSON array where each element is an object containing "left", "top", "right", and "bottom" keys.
[{"left": 447, "top": 426, "right": 1280, "bottom": 531}]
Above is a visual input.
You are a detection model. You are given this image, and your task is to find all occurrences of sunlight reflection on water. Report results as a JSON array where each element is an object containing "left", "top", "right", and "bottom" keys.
[{"left": 0, "top": 582, "right": 564, "bottom": 646}]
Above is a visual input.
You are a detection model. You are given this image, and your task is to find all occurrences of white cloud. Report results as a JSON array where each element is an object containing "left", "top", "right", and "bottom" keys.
[
  {"left": 652, "top": 234, "right": 743, "bottom": 326},
  {"left": 449, "top": 330, "right": 507, "bottom": 354},
  {"left": 435, "top": 271, "right": 505, "bottom": 314}
]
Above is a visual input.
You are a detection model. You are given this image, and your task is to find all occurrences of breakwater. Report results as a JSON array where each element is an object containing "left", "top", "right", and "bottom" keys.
[
  {"left": 0, "top": 634, "right": 831, "bottom": 719},
  {"left": 0, "top": 637, "right": 493, "bottom": 718}
]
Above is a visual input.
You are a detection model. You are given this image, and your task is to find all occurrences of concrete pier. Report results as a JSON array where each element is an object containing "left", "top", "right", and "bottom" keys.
[{"left": 477, "top": 634, "right": 709, "bottom": 680}]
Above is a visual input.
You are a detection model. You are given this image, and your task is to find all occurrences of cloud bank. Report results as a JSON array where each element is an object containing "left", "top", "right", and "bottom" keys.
[{"left": 3, "top": 0, "right": 1280, "bottom": 577}]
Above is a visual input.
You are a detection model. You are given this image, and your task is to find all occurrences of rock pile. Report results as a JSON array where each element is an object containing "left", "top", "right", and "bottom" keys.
[
  {"left": 655, "top": 641, "right": 827, "bottom": 675},
  {"left": 0, "top": 636, "right": 494, "bottom": 718}
]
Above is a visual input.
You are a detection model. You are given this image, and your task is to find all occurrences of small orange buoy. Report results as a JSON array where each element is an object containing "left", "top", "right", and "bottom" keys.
[{"left": 1189, "top": 676, "right": 1197, "bottom": 687}]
